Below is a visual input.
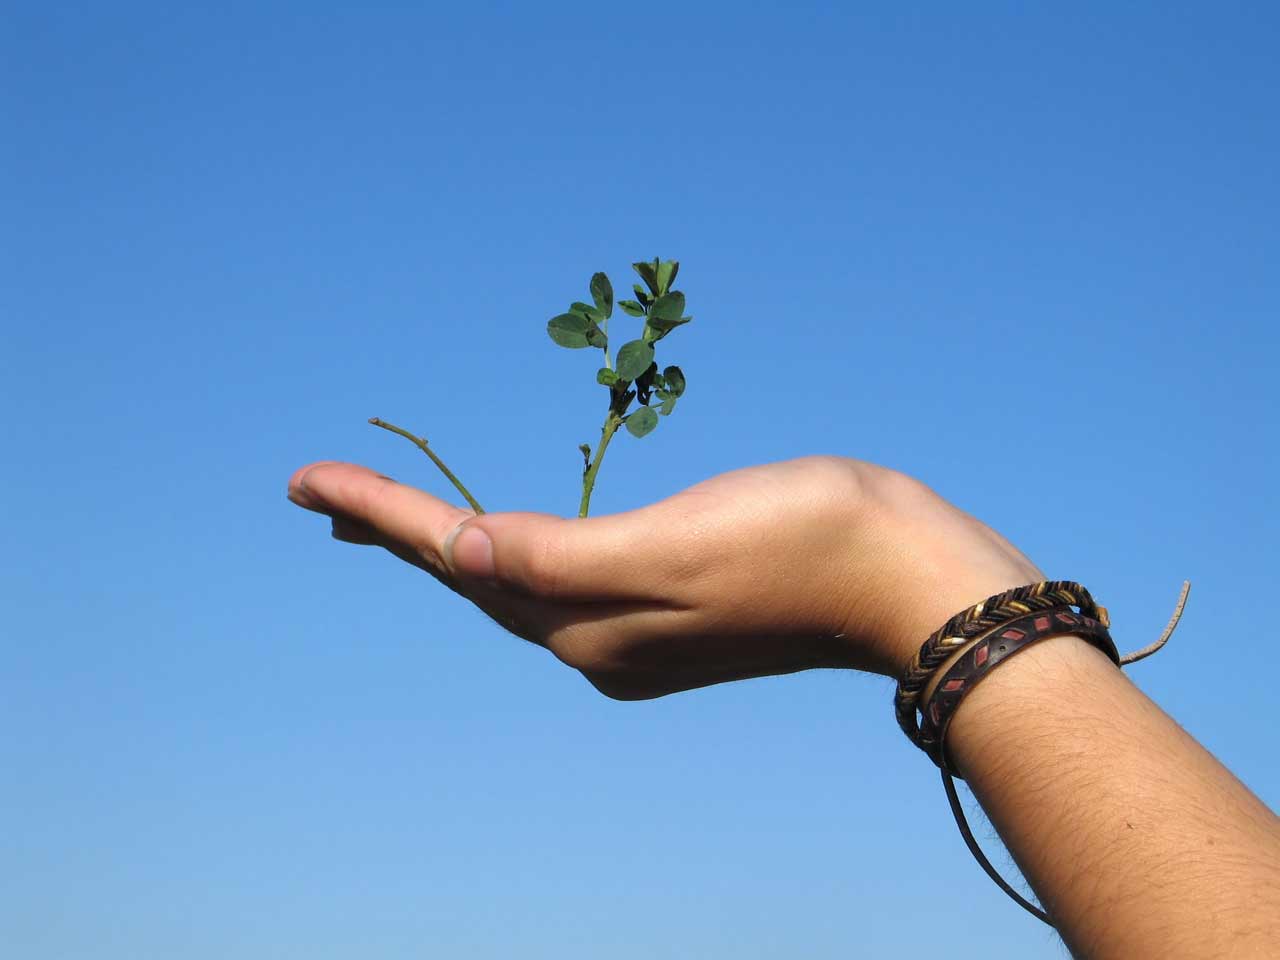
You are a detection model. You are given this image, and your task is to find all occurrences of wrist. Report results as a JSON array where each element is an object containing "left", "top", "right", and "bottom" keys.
[
  {"left": 832, "top": 569, "right": 1054, "bottom": 680},
  {"left": 831, "top": 467, "right": 1048, "bottom": 678}
]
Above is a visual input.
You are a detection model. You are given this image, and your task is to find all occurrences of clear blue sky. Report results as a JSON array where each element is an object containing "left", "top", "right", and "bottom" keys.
[{"left": 4, "top": 3, "right": 1277, "bottom": 956}]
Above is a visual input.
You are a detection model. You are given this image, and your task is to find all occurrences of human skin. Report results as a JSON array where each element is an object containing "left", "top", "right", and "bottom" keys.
[{"left": 288, "top": 456, "right": 1280, "bottom": 958}]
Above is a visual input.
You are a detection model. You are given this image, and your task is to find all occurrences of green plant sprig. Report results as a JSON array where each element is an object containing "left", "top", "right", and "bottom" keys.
[
  {"left": 371, "top": 258, "right": 690, "bottom": 518},
  {"left": 548, "top": 258, "right": 690, "bottom": 517},
  {"left": 367, "top": 417, "right": 486, "bottom": 515}
]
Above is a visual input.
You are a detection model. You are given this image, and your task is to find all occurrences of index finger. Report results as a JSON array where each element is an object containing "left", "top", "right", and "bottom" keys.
[
  {"left": 287, "top": 461, "right": 675, "bottom": 602},
  {"left": 289, "top": 461, "right": 475, "bottom": 580}
]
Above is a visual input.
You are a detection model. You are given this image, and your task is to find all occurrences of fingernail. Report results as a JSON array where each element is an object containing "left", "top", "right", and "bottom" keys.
[
  {"left": 288, "top": 480, "right": 323, "bottom": 510},
  {"left": 445, "top": 524, "right": 495, "bottom": 579},
  {"left": 287, "top": 462, "right": 339, "bottom": 510},
  {"left": 295, "top": 474, "right": 330, "bottom": 511}
]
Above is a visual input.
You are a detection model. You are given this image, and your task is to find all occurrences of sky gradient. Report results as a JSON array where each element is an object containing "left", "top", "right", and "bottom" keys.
[{"left": 4, "top": 3, "right": 1278, "bottom": 957}]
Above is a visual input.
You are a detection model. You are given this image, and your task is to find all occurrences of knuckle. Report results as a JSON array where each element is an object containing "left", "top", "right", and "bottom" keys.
[
  {"left": 799, "top": 454, "right": 871, "bottom": 503},
  {"left": 868, "top": 464, "right": 942, "bottom": 511},
  {"left": 336, "top": 473, "right": 405, "bottom": 532},
  {"left": 358, "top": 472, "right": 401, "bottom": 509},
  {"left": 799, "top": 455, "right": 937, "bottom": 518}
]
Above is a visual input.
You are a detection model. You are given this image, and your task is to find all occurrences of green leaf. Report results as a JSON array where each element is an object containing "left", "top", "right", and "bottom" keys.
[
  {"left": 648, "top": 317, "right": 693, "bottom": 341},
  {"left": 590, "top": 272, "right": 613, "bottom": 319},
  {"left": 618, "top": 299, "right": 645, "bottom": 317},
  {"left": 649, "top": 291, "right": 685, "bottom": 325},
  {"left": 633, "top": 284, "right": 653, "bottom": 307},
  {"left": 662, "top": 365, "right": 686, "bottom": 397},
  {"left": 586, "top": 325, "right": 607, "bottom": 349},
  {"left": 656, "top": 260, "right": 678, "bottom": 296},
  {"left": 615, "top": 339, "right": 655, "bottom": 380},
  {"left": 643, "top": 293, "right": 688, "bottom": 342},
  {"left": 632, "top": 261, "right": 660, "bottom": 295},
  {"left": 570, "top": 301, "right": 605, "bottom": 323},
  {"left": 659, "top": 396, "right": 678, "bottom": 416},
  {"left": 547, "top": 313, "right": 591, "bottom": 348},
  {"left": 625, "top": 406, "right": 659, "bottom": 438},
  {"left": 596, "top": 367, "right": 619, "bottom": 386}
]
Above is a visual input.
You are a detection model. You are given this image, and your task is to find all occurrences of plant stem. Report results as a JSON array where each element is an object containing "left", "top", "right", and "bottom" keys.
[
  {"left": 579, "top": 408, "right": 623, "bottom": 518},
  {"left": 368, "top": 417, "right": 485, "bottom": 515}
]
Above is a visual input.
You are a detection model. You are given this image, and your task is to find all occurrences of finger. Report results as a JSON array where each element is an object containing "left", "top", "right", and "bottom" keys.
[
  {"left": 331, "top": 515, "right": 379, "bottom": 544},
  {"left": 290, "top": 462, "right": 686, "bottom": 602},
  {"left": 290, "top": 461, "right": 475, "bottom": 579},
  {"left": 288, "top": 461, "right": 343, "bottom": 512},
  {"left": 444, "top": 508, "right": 691, "bottom": 602}
]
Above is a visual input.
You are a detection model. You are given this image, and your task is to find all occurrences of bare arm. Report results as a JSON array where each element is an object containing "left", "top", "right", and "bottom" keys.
[
  {"left": 288, "top": 456, "right": 1280, "bottom": 956},
  {"left": 949, "top": 635, "right": 1280, "bottom": 958}
]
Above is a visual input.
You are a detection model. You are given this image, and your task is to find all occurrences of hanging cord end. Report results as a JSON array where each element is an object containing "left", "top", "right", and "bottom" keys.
[
  {"left": 1119, "top": 579, "right": 1191, "bottom": 666},
  {"left": 933, "top": 578, "right": 1192, "bottom": 928}
]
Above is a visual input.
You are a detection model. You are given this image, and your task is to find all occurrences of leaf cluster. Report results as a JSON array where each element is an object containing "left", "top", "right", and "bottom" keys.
[
  {"left": 371, "top": 260, "right": 693, "bottom": 519},
  {"left": 546, "top": 258, "right": 691, "bottom": 440}
]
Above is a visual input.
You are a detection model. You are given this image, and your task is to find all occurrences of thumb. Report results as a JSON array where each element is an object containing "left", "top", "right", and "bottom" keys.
[
  {"left": 289, "top": 461, "right": 645, "bottom": 600},
  {"left": 442, "top": 511, "right": 643, "bottom": 601}
]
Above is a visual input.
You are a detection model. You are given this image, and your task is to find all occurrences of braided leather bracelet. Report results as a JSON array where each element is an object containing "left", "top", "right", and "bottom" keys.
[
  {"left": 917, "top": 606, "right": 1117, "bottom": 774},
  {"left": 895, "top": 580, "right": 1192, "bottom": 927},
  {"left": 895, "top": 581, "right": 1111, "bottom": 749}
]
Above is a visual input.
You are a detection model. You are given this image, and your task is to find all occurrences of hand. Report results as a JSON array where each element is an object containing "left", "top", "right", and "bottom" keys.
[{"left": 287, "top": 456, "right": 1043, "bottom": 698}]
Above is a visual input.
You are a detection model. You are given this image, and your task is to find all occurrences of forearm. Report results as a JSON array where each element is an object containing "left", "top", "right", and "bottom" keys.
[
  {"left": 947, "top": 635, "right": 1280, "bottom": 958},
  {"left": 291, "top": 457, "right": 1279, "bottom": 954}
]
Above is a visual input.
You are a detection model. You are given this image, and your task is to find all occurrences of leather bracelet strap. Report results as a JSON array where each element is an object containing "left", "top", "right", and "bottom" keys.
[
  {"left": 918, "top": 606, "right": 1117, "bottom": 775},
  {"left": 894, "top": 581, "right": 1110, "bottom": 748},
  {"left": 900, "top": 580, "right": 1191, "bottom": 929}
]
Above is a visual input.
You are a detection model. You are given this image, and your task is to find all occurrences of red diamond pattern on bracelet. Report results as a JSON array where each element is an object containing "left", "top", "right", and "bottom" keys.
[{"left": 917, "top": 605, "right": 1118, "bottom": 776}]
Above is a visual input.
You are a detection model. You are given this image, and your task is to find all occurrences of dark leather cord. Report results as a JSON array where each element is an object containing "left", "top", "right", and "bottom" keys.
[
  {"left": 914, "top": 580, "right": 1191, "bottom": 927},
  {"left": 919, "top": 607, "right": 1117, "bottom": 773},
  {"left": 895, "top": 581, "right": 1113, "bottom": 747}
]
